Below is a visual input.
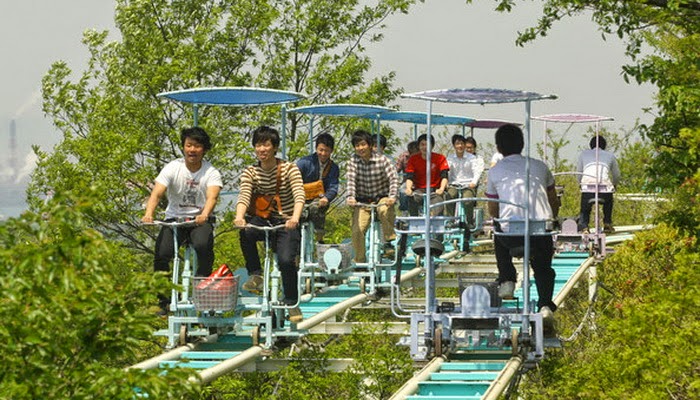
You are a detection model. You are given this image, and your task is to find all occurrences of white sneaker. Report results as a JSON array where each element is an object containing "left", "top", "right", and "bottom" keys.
[
  {"left": 540, "top": 306, "right": 555, "bottom": 333},
  {"left": 498, "top": 281, "right": 515, "bottom": 299}
]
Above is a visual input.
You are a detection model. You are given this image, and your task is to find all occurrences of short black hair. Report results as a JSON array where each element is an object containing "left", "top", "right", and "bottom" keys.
[
  {"left": 373, "top": 134, "right": 387, "bottom": 149},
  {"left": 252, "top": 126, "right": 280, "bottom": 148},
  {"left": 316, "top": 132, "right": 335, "bottom": 150},
  {"left": 589, "top": 136, "right": 607, "bottom": 150},
  {"left": 351, "top": 130, "right": 372, "bottom": 147},
  {"left": 416, "top": 133, "right": 436, "bottom": 147},
  {"left": 451, "top": 134, "right": 467, "bottom": 146},
  {"left": 181, "top": 127, "right": 212, "bottom": 151},
  {"left": 495, "top": 124, "right": 524, "bottom": 156},
  {"left": 465, "top": 136, "right": 477, "bottom": 148}
]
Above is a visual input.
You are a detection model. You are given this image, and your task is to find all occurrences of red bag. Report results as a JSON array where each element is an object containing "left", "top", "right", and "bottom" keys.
[{"left": 196, "top": 264, "right": 232, "bottom": 289}]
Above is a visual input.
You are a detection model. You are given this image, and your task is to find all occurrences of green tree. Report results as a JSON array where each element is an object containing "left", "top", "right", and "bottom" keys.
[
  {"left": 477, "top": 0, "right": 700, "bottom": 191},
  {"left": 31, "top": 0, "right": 415, "bottom": 257},
  {"left": 0, "top": 190, "right": 201, "bottom": 399}
]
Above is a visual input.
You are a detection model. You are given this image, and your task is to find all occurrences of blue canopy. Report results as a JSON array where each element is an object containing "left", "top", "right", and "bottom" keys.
[
  {"left": 288, "top": 104, "right": 393, "bottom": 117},
  {"left": 158, "top": 87, "right": 305, "bottom": 106},
  {"left": 378, "top": 111, "right": 474, "bottom": 125},
  {"left": 402, "top": 88, "right": 557, "bottom": 104}
]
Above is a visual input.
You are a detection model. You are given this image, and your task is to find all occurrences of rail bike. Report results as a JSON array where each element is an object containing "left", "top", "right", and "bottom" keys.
[
  {"left": 150, "top": 86, "right": 312, "bottom": 349},
  {"left": 392, "top": 88, "right": 559, "bottom": 362}
]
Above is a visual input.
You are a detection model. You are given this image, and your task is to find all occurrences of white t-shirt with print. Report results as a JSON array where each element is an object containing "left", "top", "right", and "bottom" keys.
[{"left": 155, "top": 158, "right": 223, "bottom": 219}]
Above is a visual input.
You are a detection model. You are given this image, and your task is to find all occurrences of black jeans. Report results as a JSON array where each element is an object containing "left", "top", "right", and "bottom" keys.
[
  {"left": 240, "top": 216, "right": 301, "bottom": 304},
  {"left": 579, "top": 192, "right": 614, "bottom": 230},
  {"left": 154, "top": 221, "right": 215, "bottom": 277},
  {"left": 494, "top": 234, "right": 557, "bottom": 312}
]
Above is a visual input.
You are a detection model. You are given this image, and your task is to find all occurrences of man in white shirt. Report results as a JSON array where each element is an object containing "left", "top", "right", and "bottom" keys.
[
  {"left": 485, "top": 124, "right": 560, "bottom": 331},
  {"left": 446, "top": 135, "right": 484, "bottom": 219},
  {"left": 577, "top": 136, "right": 621, "bottom": 233},
  {"left": 142, "top": 127, "right": 223, "bottom": 314}
]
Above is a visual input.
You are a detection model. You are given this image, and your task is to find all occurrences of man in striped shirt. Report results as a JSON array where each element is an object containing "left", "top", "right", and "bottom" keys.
[
  {"left": 346, "top": 130, "right": 399, "bottom": 263},
  {"left": 234, "top": 126, "right": 306, "bottom": 323}
]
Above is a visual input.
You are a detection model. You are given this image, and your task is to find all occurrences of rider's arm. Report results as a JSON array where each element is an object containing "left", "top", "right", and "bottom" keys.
[
  {"left": 142, "top": 182, "right": 167, "bottom": 223},
  {"left": 437, "top": 177, "right": 448, "bottom": 194},
  {"left": 197, "top": 185, "right": 221, "bottom": 224},
  {"left": 234, "top": 166, "right": 254, "bottom": 227},
  {"left": 324, "top": 162, "right": 340, "bottom": 202},
  {"left": 345, "top": 157, "right": 357, "bottom": 204},
  {"left": 547, "top": 185, "right": 560, "bottom": 219},
  {"left": 471, "top": 156, "right": 485, "bottom": 188},
  {"left": 486, "top": 195, "right": 499, "bottom": 218}
]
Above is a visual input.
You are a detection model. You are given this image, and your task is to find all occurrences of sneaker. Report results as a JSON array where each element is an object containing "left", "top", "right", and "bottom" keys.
[
  {"left": 498, "top": 281, "right": 515, "bottom": 299},
  {"left": 242, "top": 275, "right": 263, "bottom": 292},
  {"left": 540, "top": 306, "right": 555, "bottom": 333},
  {"left": 603, "top": 224, "right": 615, "bottom": 234},
  {"left": 288, "top": 306, "right": 303, "bottom": 323}
]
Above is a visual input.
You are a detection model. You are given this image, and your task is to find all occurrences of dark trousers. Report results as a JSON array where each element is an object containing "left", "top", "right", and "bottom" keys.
[
  {"left": 494, "top": 234, "right": 557, "bottom": 312},
  {"left": 304, "top": 200, "right": 328, "bottom": 242},
  {"left": 154, "top": 222, "right": 215, "bottom": 277},
  {"left": 579, "top": 192, "right": 614, "bottom": 230},
  {"left": 445, "top": 186, "right": 476, "bottom": 225},
  {"left": 408, "top": 190, "right": 444, "bottom": 216},
  {"left": 240, "top": 216, "right": 301, "bottom": 304}
]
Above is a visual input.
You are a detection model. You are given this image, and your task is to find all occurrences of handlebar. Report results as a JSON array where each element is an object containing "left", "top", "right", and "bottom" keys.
[
  {"left": 237, "top": 223, "right": 287, "bottom": 232},
  {"left": 143, "top": 218, "right": 198, "bottom": 228}
]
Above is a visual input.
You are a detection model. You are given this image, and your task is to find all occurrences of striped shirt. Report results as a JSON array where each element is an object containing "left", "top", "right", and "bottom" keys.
[
  {"left": 237, "top": 159, "right": 305, "bottom": 218},
  {"left": 346, "top": 152, "right": 398, "bottom": 202}
]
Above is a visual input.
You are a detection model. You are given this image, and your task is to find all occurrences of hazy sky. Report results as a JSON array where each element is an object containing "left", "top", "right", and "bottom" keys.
[{"left": 1, "top": 0, "right": 655, "bottom": 169}]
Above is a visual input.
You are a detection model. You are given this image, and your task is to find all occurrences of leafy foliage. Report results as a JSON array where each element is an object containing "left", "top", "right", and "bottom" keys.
[
  {"left": 31, "top": 0, "right": 415, "bottom": 258},
  {"left": 209, "top": 321, "right": 413, "bottom": 399},
  {"left": 0, "top": 190, "right": 201, "bottom": 399},
  {"left": 518, "top": 224, "right": 700, "bottom": 399},
  {"left": 476, "top": 0, "right": 700, "bottom": 193}
]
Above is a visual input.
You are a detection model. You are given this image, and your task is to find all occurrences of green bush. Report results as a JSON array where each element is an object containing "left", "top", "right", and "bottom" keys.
[
  {"left": 0, "top": 190, "right": 202, "bottom": 399},
  {"left": 518, "top": 225, "right": 700, "bottom": 399}
]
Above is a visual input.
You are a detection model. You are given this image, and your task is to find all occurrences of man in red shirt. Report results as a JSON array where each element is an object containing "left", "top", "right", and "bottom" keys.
[{"left": 404, "top": 134, "right": 450, "bottom": 216}]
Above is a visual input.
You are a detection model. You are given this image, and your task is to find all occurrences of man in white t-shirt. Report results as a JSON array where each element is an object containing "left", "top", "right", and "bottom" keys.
[
  {"left": 485, "top": 124, "right": 560, "bottom": 330},
  {"left": 142, "top": 127, "right": 223, "bottom": 313},
  {"left": 446, "top": 135, "right": 484, "bottom": 219},
  {"left": 577, "top": 136, "right": 620, "bottom": 233}
]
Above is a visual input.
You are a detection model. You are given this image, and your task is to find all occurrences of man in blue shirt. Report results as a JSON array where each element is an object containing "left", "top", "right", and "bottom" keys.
[{"left": 296, "top": 133, "right": 340, "bottom": 243}]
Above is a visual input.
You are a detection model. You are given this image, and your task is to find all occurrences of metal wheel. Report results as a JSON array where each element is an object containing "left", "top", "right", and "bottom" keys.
[
  {"left": 179, "top": 324, "right": 187, "bottom": 346},
  {"left": 252, "top": 325, "right": 261, "bottom": 346},
  {"left": 415, "top": 255, "right": 421, "bottom": 268},
  {"left": 434, "top": 327, "right": 443, "bottom": 357},
  {"left": 359, "top": 277, "right": 366, "bottom": 293},
  {"left": 511, "top": 328, "right": 519, "bottom": 356},
  {"left": 305, "top": 277, "right": 312, "bottom": 294}
]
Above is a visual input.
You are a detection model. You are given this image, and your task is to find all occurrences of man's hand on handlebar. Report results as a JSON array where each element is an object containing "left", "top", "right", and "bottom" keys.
[{"left": 285, "top": 217, "right": 299, "bottom": 230}]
